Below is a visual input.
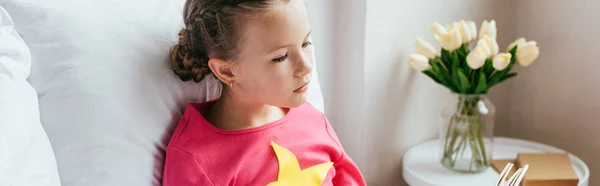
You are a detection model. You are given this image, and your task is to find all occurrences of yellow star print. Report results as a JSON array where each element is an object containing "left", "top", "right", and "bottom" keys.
[{"left": 266, "top": 141, "right": 334, "bottom": 186}]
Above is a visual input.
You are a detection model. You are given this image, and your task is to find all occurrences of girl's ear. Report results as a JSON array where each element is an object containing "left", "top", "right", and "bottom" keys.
[{"left": 208, "top": 58, "right": 236, "bottom": 85}]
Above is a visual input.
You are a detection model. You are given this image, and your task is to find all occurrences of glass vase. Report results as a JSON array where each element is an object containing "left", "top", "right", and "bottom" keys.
[{"left": 440, "top": 94, "right": 495, "bottom": 173}]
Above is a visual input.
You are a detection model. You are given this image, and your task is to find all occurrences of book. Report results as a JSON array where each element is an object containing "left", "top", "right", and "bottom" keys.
[{"left": 516, "top": 153, "right": 578, "bottom": 186}]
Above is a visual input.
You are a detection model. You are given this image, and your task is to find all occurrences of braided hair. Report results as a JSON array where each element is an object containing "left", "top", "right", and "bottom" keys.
[{"left": 170, "top": 0, "right": 287, "bottom": 82}]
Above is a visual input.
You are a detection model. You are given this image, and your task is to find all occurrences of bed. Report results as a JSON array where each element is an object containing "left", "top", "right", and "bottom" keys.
[{"left": 0, "top": 1, "right": 325, "bottom": 185}]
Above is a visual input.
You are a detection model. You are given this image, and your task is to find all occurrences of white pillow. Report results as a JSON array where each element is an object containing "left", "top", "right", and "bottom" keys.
[
  {"left": 1, "top": 0, "right": 325, "bottom": 185},
  {"left": 0, "top": 6, "right": 61, "bottom": 186}
]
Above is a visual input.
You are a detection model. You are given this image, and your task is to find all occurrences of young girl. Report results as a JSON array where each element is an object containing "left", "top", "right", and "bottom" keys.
[{"left": 162, "top": 0, "right": 366, "bottom": 185}]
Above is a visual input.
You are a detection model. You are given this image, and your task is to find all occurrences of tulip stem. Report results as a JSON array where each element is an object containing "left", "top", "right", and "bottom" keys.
[
  {"left": 489, "top": 70, "right": 498, "bottom": 79},
  {"left": 436, "top": 57, "right": 449, "bottom": 72},
  {"left": 469, "top": 69, "right": 475, "bottom": 83},
  {"left": 441, "top": 97, "right": 489, "bottom": 172}
]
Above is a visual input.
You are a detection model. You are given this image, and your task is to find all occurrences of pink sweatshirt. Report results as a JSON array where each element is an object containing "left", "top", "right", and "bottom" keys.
[{"left": 162, "top": 102, "right": 365, "bottom": 186}]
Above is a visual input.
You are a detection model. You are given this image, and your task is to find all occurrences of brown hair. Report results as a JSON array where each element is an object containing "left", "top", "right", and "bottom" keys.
[{"left": 170, "top": 0, "right": 286, "bottom": 82}]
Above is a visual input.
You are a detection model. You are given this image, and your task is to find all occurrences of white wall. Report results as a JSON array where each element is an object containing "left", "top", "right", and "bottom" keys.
[
  {"left": 363, "top": 1, "right": 513, "bottom": 185},
  {"left": 304, "top": 0, "right": 368, "bottom": 172},
  {"left": 498, "top": 0, "right": 600, "bottom": 184}
]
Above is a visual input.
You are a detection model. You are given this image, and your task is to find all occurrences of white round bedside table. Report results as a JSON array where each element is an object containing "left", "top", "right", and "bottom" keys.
[{"left": 402, "top": 137, "right": 589, "bottom": 186}]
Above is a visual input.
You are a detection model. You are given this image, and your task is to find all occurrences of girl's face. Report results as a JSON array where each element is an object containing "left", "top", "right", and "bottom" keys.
[{"left": 232, "top": 0, "right": 313, "bottom": 108}]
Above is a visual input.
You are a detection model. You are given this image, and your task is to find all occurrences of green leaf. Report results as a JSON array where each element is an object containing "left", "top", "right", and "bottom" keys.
[
  {"left": 489, "top": 72, "right": 518, "bottom": 88},
  {"left": 509, "top": 45, "right": 518, "bottom": 54},
  {"left": 429, "top": 60, "right": 445, "bottom": 75},
  {"left": 424, "top": 70, "right": 457, "bottom": 92},
  {"left": 497, "top": 72, "right": 518, "bottom": 84},
  {"left": 453, "top": 52, "right": 464, "bottom": 74},
  {"left": 462, "top": 43, "right": 471, "bottom": 54},
  {"left": 432, "top": 62, "right": 456, "bottom": 91},
  {"left": 452, "top": 67, "right": 462, "bottom": 92},
  {"left": 462, "top": 44, "right": 471, "bottom": 69},
  {"left": 441, "top": 49, "right": 448, "bottom": 57},
  {"left": 483, "top": 59, "right": 494, "bottom": 76},
  {"left": 457, "top": 69, "right": 471, "bottom": 93},
  {"left": 430, "top": 60, "right": 448, "bottom": 79},
  {"left": 457, "top": 49, "right": 468, "bottom": 72},
  {"left": 430, "top": 62, "right": 447, "bottom": 83},
  {"left": 452, "top": 51, "right": 460, "bottom": 67},
  {"left": 503, "top": 46, "right": 519, "bottom": 73},
  {"left": 423, "top": 70, "right": 442, "bottom": 84},
  {"left": 488, "top": 71, "right": 501, "bottom": 86},
  {"left": 441, "top": 49, "right": 452, "bottom": 69},
  {"left": 449, "top": 51, "right": 466, "bottom": 93},
  {"left": 428, "top": 59, "right": 458, "bottom": 92},
  {"left": 474, "top": 71, "right": 488, "bottom": 94}
]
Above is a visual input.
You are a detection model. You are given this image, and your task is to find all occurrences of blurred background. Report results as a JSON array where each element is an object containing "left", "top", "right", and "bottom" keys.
[{"left": 305, "top": 0, "right": 600, "bottom": 185}]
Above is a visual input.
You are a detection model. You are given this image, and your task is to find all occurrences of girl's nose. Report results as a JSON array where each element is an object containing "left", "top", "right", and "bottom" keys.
[{"left": 294, "top": 52, "right": 313, "bottom": 77}]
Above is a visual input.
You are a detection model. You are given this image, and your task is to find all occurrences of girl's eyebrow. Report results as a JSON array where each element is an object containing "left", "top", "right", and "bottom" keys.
[
  {"left": 267, "top": 29, "right": 312, "bottom": 53},
  {"left": 304, "top": 30, "right": 312, "bottom": 40}
]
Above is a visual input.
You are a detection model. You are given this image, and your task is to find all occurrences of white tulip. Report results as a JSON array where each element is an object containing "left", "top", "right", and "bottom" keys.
[
  {"left": 516, "top": 41, "right": 539, "bottom": 67},
  {"left": 458, "top": 20, "right": 473, "bottom": 43},
  {"left": 408, "top": 54, "right": 431, "bottom": 71},
  {"left": 493, "top": 53, "right": 512, "bottom": 70},
  {"left": 479, "top": 20, "right": 497, "bottom": 40},
  {"left": 477, "top": 35, "right": 499, "bottom": 57},
  {"left": 468, "top": 21, "right": 477, "bottom": 39},
  {"left": 479, "top": 42, "right": 492, "bottom": 57},
  {"left": 434, "top": 22, "right": 463, "bottom": 51},
  {"left": 445, "top": 24, "right": 453, "bottom": 31},
  {"left": 415, "top": 37, "right": 438, "bottom": 59},
  {"left": 466, "top": 45, "right": 489, "bottom": 69},
  {"left": 507, "top": 37, "right": 526, "bottom": 51},
  {"left": 429, "top": 22, "right": 448, "bottom": 36}
]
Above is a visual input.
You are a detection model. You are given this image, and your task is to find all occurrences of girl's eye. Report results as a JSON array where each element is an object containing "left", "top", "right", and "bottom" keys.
[
  {"left": 272, "top": 54, "right": 288, "bottom": 63},
  {"left": 302, "top": 41, "right": 313, "bottom": 48}
]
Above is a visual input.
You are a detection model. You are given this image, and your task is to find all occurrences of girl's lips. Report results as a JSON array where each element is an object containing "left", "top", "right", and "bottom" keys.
[{"left": 294, "top": 82, "right": 309, "bottom": 93}]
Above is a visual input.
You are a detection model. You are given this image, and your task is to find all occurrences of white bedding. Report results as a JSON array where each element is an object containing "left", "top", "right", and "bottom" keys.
[{"left": 0, "top": 5, "right": 61, "bottom": 186}]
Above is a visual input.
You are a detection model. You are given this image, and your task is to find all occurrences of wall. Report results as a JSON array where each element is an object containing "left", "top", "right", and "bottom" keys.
[
  {"left": 363, "top": 1, "right": 513, "bottom": 185},
  {"left": 499, "top": 0, "right": 600, "bottom": 184},
  {"left": 304, "top": 0, "right": 368, "bottom": 171}
]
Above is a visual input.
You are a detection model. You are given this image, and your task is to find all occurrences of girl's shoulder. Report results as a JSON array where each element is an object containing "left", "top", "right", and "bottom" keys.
[
  {"left": 287, "top": 102, "right": 329, "bottom": 124},
  {"left": 293, "top": 102, "right": 324, "bottom": 116}
]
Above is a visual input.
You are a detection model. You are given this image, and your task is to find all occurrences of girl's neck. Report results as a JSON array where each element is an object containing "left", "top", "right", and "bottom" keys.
[{"left": 206, "top": 90, "right": 288, "bottom": 130}]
